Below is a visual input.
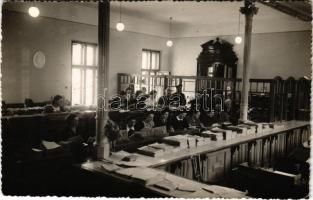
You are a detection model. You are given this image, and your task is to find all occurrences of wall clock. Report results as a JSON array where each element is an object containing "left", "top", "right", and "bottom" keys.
[{"left": 33, "top": 51, "right": 46, "bottom": 69}]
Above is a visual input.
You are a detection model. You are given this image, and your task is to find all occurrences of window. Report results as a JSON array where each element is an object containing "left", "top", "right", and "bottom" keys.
[
  {"left": 141, "top": 49, "right": 160, "bottom": 75},
  {"left": 208, "top": 66, "right": 214, "bottom": 77},
  {"left": 71, "top": 41, "right": 98, "bottom": 106}
]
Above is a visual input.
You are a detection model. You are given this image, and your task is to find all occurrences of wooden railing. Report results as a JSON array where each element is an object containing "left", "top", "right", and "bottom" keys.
[{"left": 117, "top": 73, "right": 310, "bottom": 122}]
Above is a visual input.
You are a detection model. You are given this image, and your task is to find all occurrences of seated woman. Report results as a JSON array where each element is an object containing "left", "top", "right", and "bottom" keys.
[
  {"left": 105, "top": 112, "right": 121, "bottom": 152},
  {"left": 169, "top": 111, "right": 189, "bottom": 132},
  {"left": 44, "top": 95, "right": 65, "bottom": 113},
  {"left": 110, "top": 91, "right": 128, "bottom": 110},
  {"left": 119, "top": 117, "right": 138, "bottom": 140},
  {"left": 58, "top": 114, "right": 86, "bottom": 161},
  {"left": 126, "top": 87, "right": 137, "bottom": 106},
  {"left": 135, "top": 90, "right": 148, "bottom": 110},
  {"left": 135, "top": 112, "right": 155, "bottom": 131},
  {"left": 154, "top": 110, "right": 169, "bottom": 127},
  {"left": 186, "top": 110, "right": 205, "bottom": 130},
  {"left": 146, "top": 90, "right": 158, "bottom": 108}
]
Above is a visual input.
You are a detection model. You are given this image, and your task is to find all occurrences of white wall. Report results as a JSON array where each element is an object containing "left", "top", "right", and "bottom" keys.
[
  {"left": 170, "top": 31, "right": 311, "bottom": 79},
  {"left": 2, "top": 3, "right": 311, "bottom": 103},
  {"left": 2, "top": 10, "right": 170, "bottom": 103}
]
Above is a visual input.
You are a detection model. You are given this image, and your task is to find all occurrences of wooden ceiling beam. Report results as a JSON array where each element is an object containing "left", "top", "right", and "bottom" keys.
[{"left": 259, "top": 1, "right": 312, "bottom": 22}]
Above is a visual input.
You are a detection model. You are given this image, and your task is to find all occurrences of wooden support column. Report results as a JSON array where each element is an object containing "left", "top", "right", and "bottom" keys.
[
  {"left": 239, "top": 0, "right": 258, "bottom": 121},
  {"left": 96, "top": 0, "right": 110, "bottom": 159}
]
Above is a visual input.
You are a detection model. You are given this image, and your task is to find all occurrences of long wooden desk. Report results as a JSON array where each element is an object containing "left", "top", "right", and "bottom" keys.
[
  {"left": 80, "top": 160, "right": 247, "bottom": 198},
  {"left": 106, "top": 120, "right": 309, "bottom": 168},
  {"left": 80, "top": 120, "right": 310, "bottom": 197}
]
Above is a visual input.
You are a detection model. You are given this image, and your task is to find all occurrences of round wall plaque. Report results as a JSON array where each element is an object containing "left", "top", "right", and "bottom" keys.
[{"left": 33, "top": 51, "right": 46, "bottom": 69}]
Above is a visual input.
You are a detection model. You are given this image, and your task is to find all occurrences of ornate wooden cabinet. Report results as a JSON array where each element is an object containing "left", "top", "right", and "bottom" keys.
[{"left": 197, "top": 37, "right": 238, "bottom": 79}]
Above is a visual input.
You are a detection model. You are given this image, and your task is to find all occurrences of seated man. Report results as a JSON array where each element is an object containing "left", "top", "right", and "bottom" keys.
[
  {"left": 170, "top": 84, "right": 187, "bottom": 107},
  {"left": 169, "top": 111, "right": 189, "bottom": 132},
  {"left": 213, "top": 104, "right": 230, "bottom": 124},
  {"left": 158, "top": 87, "right": 172, "bottom": 108},
  {"left": 186, "top": 110, "right": 205, "bottom": 130},
  {"left": 119, "top": 117, "right": 137, "bottom": 138},
  {"left": 154, "top": 110, "right": 170, "bottom": 129}
]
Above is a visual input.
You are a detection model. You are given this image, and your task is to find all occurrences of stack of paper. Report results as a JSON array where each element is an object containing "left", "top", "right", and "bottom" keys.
[
  {"left": 254, "top": 123, "right": 264, "bottom": 133},
  {"left": 201, "top": 131, "right": 218, "bottom": 141},
  {"left": 211, "top": 127, "right": 233, "bottom": 140},
  {"left": 149, "top": 142, "right": 179, "bottom": 153},
  {"left": 162, "top": 135, "right": 189, "bottom": 149},
  {"left": 153, "top": 178, "right": 178, "bottom": 191},
  {"left": 210, "top": 132, "right": 224, "bottom": 141},
  {"left": 185, "top": 134, "right": 211, "bottom": 147},
  {"left": 226, "top": 125, "right": 246, "bottom": 137},
  {"left": 131, "top": 167, "right": 165, "bottom": 185},
  {"left": 237, "top": 124, "right": 253, "bottom": 135},
  {"left": 269, "top": 123, "right": 285, "bottom": 130},
  {"left": 138, "top": 146, "right": 165, "bottom": 157},
  {"left": 262, "top": 123, "right": 272, "bottom": 132}
]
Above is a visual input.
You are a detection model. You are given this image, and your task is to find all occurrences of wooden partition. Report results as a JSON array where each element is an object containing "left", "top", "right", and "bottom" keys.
[
  {"left": 118, "top": 73, "right": 241, "bottom": 99},
  {"left": 154, "top": 123, "right": 310, "bottom": 184},
  {"left": 296, "top": 77, "right": 310, "bottom": 120}
]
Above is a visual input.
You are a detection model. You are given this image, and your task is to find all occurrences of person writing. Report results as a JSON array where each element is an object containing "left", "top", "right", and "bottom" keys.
[{"left": 44, "top": 95, "right": 65, "bottom": 113}]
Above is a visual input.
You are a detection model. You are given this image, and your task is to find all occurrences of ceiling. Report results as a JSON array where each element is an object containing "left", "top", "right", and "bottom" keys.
[
  {"left": 4, "top": 1, "right": 312, "bottom": 25},
  {"left": 260, "top": 0, "right": 312, "bottom": 21},
  {"left": 2, "top": 1, "right": 311, "bottom": 37},
  {"left": 109, "top": 1, "right": 312, "bottom": 26}
]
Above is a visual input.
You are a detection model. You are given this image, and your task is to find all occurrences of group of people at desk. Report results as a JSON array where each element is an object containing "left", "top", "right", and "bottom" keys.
[
  {"left": 110, "top": 84, "right": 230, "bottom": 111},
  {"left": 105, "top": 106, "right": 232, "bottom": 152}
]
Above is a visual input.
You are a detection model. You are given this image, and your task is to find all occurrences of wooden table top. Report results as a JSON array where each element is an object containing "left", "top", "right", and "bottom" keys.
[{"left": 105, "top": 120, "right": 310, "bottom": 168}]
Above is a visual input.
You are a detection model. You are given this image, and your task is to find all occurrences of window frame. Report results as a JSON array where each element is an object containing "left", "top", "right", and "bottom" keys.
[
  {"left": 141, "top": 49, "right": 161, "bottom": 75},
  {"left": 71, "top": 40, "right": 98, "bottom": 106}
]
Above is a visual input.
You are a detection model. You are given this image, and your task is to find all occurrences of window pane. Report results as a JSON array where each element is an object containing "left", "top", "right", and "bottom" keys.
[
  {"left": 142, "top": 51, "right": 150, "bottom": 70},
  {"left": 151, "top": 53, "right": 156, "bottom": 70},
  {"left": 142, "top": 70, "right": 149, "bottom": 75},
  {"left": 86, "top": 45, "right": 95, "bottom": 66},
  {"left": 72, "top": 68, "right": 82, "bottom": 105},
  {"left": 151, "top": 52, "right": 160, "bottom": 70},
  {"left": 94, "top": 70, "right": 98, "bottom": 105},
  {"left": 72, "top": 43, "right": 84, "bottom": 65},
  {"left": 95, "top": 47, "right": 98, "bottom": 66},
  {"left": 85, "top": 69, "right": 94, "bottom": 105}
]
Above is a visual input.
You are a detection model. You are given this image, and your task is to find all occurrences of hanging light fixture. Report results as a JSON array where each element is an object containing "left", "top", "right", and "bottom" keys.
[
  {"left": 28, "top": 3, "right": 40, "bottom": 18},
  {"left": 116, "top": 1, "right": 125, "bottom": 32},
  {"left": 235, "top": 11, "right": 242, "bottom": 44},
  {"left": 166, "top": 17, "right": 173, "bottom": 47}
]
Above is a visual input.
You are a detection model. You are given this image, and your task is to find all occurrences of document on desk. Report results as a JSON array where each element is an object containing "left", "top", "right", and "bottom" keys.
[
  {"left": 42, "top": 140, "right": 61, "bottom": 150},
  {"left": 153, "top": 178, "right": 178, "bottom": 191},
  {"left": 132, "top": 168, "right": 165, "bottom": 185},
  {"left": 138, "top": 146, "right": 165, "bottom": 157},
  {"left": 100, "top": 162, "right": 121, "bottom": 172},
  {"left": 110, "top": 150, "right": 131, "bottom": 161},
  {"left": 108, "top": 150, "right": 151, "bottom": 167},
  {"left": 186, "top": 189, "right": 218, "bottom": 198}
]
